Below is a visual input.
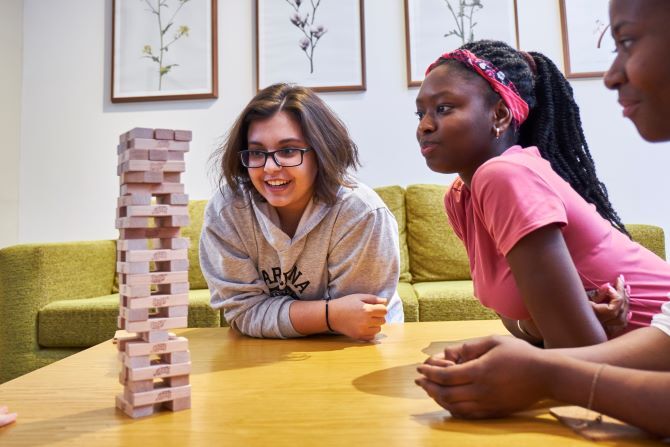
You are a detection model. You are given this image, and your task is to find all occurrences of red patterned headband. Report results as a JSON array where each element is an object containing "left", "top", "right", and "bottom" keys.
[{"left": 425, "top": 49, "right": 529, "bottom": 125}]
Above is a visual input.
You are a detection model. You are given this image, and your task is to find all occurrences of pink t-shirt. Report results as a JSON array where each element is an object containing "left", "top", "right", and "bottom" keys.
[{"left": 445, "top": 145, "right": 670, "bottom": 333}]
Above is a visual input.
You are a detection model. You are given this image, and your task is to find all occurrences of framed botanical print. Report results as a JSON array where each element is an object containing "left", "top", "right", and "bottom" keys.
[
  {"left": 404, "top": 0, "right": 519, "bottom": 87},
  {"left": 256, "top": 0, "right": 366, "bottom": 92},
  {"left": 112, "top": 0, "right": 218, "bottom": 103}
]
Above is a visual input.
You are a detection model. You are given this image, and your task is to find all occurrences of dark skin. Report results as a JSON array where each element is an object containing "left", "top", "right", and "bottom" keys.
[
  {"left": 416, "top": 63, "right": 606, "bottom": 348},
  {"left": 415, "top": 0, "right": 670, "bottom": 437}
]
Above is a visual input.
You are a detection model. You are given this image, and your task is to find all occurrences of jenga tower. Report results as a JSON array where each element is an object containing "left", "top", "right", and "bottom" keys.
[{"left": 114, "top": 127, "right": 193, "bottom": 418}]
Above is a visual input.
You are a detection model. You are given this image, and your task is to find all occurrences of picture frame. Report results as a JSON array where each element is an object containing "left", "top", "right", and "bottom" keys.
[
  {"left": 404, "top": 0, "right": 519, "bottom": 87},
  {"left": 559, "top": 0, "right": 614, "bottom": 79},
  {"left": 256, "top": 0, "right": 366, "bottom": 92},
  {"left": 111, "top": 0, "right": 218, "bottom": 103}
]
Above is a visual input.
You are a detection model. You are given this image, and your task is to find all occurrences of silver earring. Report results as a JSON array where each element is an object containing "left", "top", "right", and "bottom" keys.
[{"left": 494, "top": 127, "right": 501, "bottom": 139}]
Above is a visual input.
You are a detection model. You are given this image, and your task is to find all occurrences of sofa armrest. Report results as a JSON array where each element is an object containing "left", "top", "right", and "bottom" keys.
[
  {"left": 0, "top": 240, "right": 116, "bottom": 382},
  {"left": 627, "top": 224, "right": 666, "bottom": 260}
]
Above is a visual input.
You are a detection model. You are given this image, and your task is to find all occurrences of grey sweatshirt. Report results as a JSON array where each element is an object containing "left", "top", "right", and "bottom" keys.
[{"left": 199, "top": 182, "right": 403, "bottom": 338}]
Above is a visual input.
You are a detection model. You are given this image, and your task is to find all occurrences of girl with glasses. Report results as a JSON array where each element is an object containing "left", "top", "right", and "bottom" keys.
[
  {"left": 416, "top": 0, "right": 670, "bottom": 436},
  {"left": 199, "top": 83, "right": 403, "bottom": 340}
]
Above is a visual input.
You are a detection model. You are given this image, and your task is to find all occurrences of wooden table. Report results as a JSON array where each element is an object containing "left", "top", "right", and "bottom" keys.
[{"left": 0, "top": 321, "right": 658, "bottom": 446}]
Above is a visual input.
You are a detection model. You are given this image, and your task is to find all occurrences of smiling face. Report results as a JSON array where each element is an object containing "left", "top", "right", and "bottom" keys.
[
  {"left": 604, "top": 0, "right": 670, "bottom": 142},
  {"left": 415, "top": 63, "right": 504, "bottom": 184},
  {"left": 246, "top": 111, "right": 318, "bottom": 221}
]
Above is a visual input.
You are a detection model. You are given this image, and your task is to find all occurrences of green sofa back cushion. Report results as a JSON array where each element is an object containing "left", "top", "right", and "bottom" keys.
[
  {"left": 373, "top": 185, "right": 411, "bottom": 282},
  {"left": 183, "top": 200, "right": 208, "bottom": 289},
  {"left": 405, "top": 184, "right": 471, "bottom": 281}
]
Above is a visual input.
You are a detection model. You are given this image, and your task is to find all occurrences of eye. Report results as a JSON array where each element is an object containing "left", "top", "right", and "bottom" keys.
[
  {"left": 415, "top": 111, "right": 425, "bottom": 120},
  {"left": 436, "top": 105, "right": 451, "bottom": 114},
  {"left": 613, "top": 37, "right": 634, "bottom": 53},
  {"left": 280, "top": 148, "right": 300, "bottom": 156}
]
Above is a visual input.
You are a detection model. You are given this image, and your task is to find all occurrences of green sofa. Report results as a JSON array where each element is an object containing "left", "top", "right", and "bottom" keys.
[{"left": 0, "top": 184, "right": 665, "bottom": 383}]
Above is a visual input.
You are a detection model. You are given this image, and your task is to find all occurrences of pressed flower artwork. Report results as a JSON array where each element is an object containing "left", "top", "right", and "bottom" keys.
[
  {"left": 256, "top": 0, "right": 366, "bottom": 92},
  {"left": 404, "top": 0, "right": 519, "bottom": 87},
  {"left": 559, "top": 0, "right": 615, "bottom": 78},
  {"left": 112, "top": 0, "right": 218, "bottom": 102}
]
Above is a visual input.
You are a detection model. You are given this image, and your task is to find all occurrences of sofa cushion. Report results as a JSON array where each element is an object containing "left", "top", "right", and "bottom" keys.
[
  {"left": 627, "top": 224, "right": 666, "bottom": 260},
  {"left": 406, "top": 184, "right": 470, "bottom": 281},
  {"left": 413, "top": 280, "right": 497, "bottom": 321},
  {"left": 396, "top": 281, "right": 418, "bottom": 322},
  {"left": 374, "top": 185, "right": 411, "bottom": 282},
  {"left": 38, "top": 289, "right": 220, "bottom": 348},
  {"left": 182, "top": 200, "right": 209, "bottom": 289}
]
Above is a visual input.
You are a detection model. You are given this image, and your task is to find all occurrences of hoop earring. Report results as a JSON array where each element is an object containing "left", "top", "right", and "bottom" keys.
[{"left": 494, "top": 126, "right": 501, "bottom": 139}]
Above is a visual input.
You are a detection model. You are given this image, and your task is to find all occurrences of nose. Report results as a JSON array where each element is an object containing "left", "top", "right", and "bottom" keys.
[
  {"left": 417, "top": 113, "right": 435, "bottom": 137},
  {"left": 263, "top": 153, "right": 282, "bottom": 172},
  {"left": 604, "top": 53, "right": 625, "bottom": 91}
]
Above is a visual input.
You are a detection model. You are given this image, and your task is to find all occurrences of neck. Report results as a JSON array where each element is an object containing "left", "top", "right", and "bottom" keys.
[
  {"left": 459, "top": 138, "right": 514, "bottom": 187},
  {"left": 276, "top": 198, "right": 311, "bottom": 238}
]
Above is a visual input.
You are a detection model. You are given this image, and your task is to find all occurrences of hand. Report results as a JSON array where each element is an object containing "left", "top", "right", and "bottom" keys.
[
  {"left": 328, "top": 294, "right": 387, "bottom": 341},
  {"left": 0, "top": 405, "right": 17, "bottom": 427},
  {"left": 588, "top": 275, "right": 629, "bottom": 337},
  {"left": 415, "top": 336, "right": 552, "bottom": 418}
]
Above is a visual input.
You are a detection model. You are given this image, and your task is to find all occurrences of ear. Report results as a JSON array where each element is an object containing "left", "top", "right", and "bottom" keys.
[{"left": 493, "top": 99, "right": 513, "bottom": 133}]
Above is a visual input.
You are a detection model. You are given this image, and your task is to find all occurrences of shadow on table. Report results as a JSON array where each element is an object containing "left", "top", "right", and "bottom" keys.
[{"left": 183, "top": 327, "right": 375, "bottom": 374}]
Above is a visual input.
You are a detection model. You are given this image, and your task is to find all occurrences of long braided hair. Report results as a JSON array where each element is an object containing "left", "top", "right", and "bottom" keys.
[{"left": 450, "top": 40, "right": 628, "bottom": 236}]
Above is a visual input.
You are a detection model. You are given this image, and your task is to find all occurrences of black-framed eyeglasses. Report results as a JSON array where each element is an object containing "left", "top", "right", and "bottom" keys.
[{"left": 239, "top": 148, "right": 313, "bottom": 168}]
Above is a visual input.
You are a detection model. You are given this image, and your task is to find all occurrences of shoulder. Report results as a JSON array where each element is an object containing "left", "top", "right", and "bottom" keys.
[
  {"left": 472, "top": 147, "right": 556, "bottom": 192},
  {"left": 335, "top": 182, "right": 391, "bottom": 217},
  {"left": 204, "top": 185, "right": 252, "bottom": 221}
]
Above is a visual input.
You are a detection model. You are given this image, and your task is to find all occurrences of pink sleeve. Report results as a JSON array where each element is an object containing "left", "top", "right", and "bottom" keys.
[
  {"left": 444, "top": 179, "right": 465, "bottom": 241},
  {"left": 470, "top": 161, "right": 567, "bottom": 256}
]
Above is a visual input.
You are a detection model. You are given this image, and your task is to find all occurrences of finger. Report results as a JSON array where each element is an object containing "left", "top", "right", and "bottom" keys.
[
  {"left": 370, "top": 316, "right": 386, "bottom": 325},
  {"left": 416, "top": 363, "right": 474, "bottom": 386},
  {"left": 460, "top": 337, "right": 503, "bottom": 363},
  {"left": 0, "top": 412, "right": 17, "bottom": 427},
  {"left": 425, "top": 356, "right": 455, "bottom": 367},
  {"left": 414, "top": 377, "right": 475, "bottom": 405},
  {"left": 364, "top": 304, "right": 388, "bottom": 316},
  {"left": 447, "top": 401, "right": 495, "bottom": 419},
  {"left": 360, "top": 295, "right": 388, "bottom": 305}
]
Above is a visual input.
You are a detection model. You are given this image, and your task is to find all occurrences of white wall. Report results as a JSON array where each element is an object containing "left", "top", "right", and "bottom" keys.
[
  {"left": 17, "top": 0, "right": 670, "bottom": 251},
  {"left": 0, "top": 0, "right": 23, "bottom": 249}
]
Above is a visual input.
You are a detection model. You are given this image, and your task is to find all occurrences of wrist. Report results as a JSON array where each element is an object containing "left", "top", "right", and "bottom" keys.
[{"left": 325, "top": 298, "right": 335, "bottom": 332}]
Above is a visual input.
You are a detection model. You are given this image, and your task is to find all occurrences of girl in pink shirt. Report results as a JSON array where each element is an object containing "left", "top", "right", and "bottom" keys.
[{"left": 415, "top": 40, "right": 670, "bottom": 348}]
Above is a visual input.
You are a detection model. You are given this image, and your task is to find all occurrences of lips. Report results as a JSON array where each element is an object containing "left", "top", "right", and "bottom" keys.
[
  {"left": 420, "top": 141, "right": 439, "bottom": 157},
  {"left": 618, "top": 97, "right": 641, "bottom": 118}
]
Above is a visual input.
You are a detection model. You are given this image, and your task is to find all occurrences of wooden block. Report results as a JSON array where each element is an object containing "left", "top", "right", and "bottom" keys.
[
  {"left": 117, "top": 315, "right": 125, "bottom": 330},
  {"left": 120, "top": 171, "right": 164, "bottom": 184},
  {"left": 119, "top": 352, "right": 151, "bottom": 368},
  {"left": 117, "top": 261, "right": 151, "bottom": 274},
  {"left": 120, "top": 182, "right": 184, "bottom": 195},
  {"left": 116, "top": 394, "right": 154, "bottom": 418},
  {"left": 119, "top": 160, "right": 186, "bottom": 174},
  {"left": 117, "top": 149, "right": 149, "bottom": 163},
  {"left": 155, "top": 259, "right": 189, "bottom": 272},
  {"left": 173, "top": 130, "right": 192, "bottom": 141},
  {"left": 152, "top": 238, "right": 190, "bottom": 249},
  {"left": 126, "top": 205, "right": 188, "bottom": 217},
  {"left": 127, "top": 361, "right": 191, "bottom": 381},
  {"left": 125, "top": 293, "right": 189, "bottom": 310},
  {"left": 164, "top": 375, "right": 190, "bottom": 387},
  {"left": 119, "top": 306, "right": 150, "bottom": 322},
  {"left": 149, "top": 149, "right": 169, "bottom": 161},
  {"left": 163, "top": 396, "right": 191, "bottom": 412},
  {"left": 154, "top": 129, "right": 175, "bottom": 140},
  {"left": 156, "top": 193, "right": 189, "bottom": 205},
  {"left": 124, "top": 384, "right": 191, "bottom": 407},
  {"left": 156, "top": 282, "right": 190, "bottom": 294},
  {"left": 119, "top": 283, "right": 152, "bottom": 297},
  {"left": 121, "top": 128, "right": 155, "bottom": 143},
  {"left": 116, "top": 239, "right": 149, "bottom": 250},
  {"left": 119, "top": 227, "right": 181, "bottom": 239},
  {"left": 123, "top": 315, "right": 188, "bottom": 333},
  {"left": 163, "top": 172, "right": 181, "bottom": 183},
  {"left": 114, "top": 332, "right": 141, "bottom": 350},
  {"left": 154, "top": 305, "right": 189, "bottom": 319},
  {"left": 155, "top": 215, "right": 190, "bottom": 228},
  {"left": 124, "top": 336, "right": 188, "bottom": 357},
  {"left": 127, "top": 138, "right": 188, "bottom": 151},
  {"left": 117, "top": 195, "right": 152, "bottom": 206},
  {"left": 124, "top": 248, "right": 188, "bottom": 262},
  {"left": 115, "top": 217, "right": 151, "bottom": 229},
  {"left": 167, "top": 151, "right": 185, "bottom": 161},
  {"left": 141, "top": 330, "right": 172, "bottom": 343},
  {"left": 161, "top": 350, "right": 190, "bottom": 364},
  {"left": 122, "top": 271, "right": 189, "bottom": 286}
]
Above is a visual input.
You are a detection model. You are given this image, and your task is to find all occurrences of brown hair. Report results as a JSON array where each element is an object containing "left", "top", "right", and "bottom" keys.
[{"left": 214, "top": 83, "right": 360, "bottom": 205}]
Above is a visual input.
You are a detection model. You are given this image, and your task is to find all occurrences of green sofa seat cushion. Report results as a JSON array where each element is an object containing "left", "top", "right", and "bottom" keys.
[
  {"left": 38, "top": 289, "right": 220, "bottom": 348},
  {"left": 414, "top": 280, "right": 497, "bottom": 321},
  {"left": 405, "top": 184, "right": 471, "bottom": 282},
  {"left": 374, "top": 185, "right": 411, "bottom": 282},
  {"left": 628, "top": 224, "right": 666, "bottom": 259},
  {"left": 396, "top": 281, "right": 418, "bottom": 322}
]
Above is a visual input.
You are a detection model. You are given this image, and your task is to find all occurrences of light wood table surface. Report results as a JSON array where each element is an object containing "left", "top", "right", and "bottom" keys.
[{"left": 0, "top": 320, "right": 659, "bottom": 446}]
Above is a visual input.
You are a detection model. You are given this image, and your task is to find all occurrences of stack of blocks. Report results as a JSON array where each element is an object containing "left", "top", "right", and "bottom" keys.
[{"left": 114, "top": 127, "right": 193, "bottom": 418}]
